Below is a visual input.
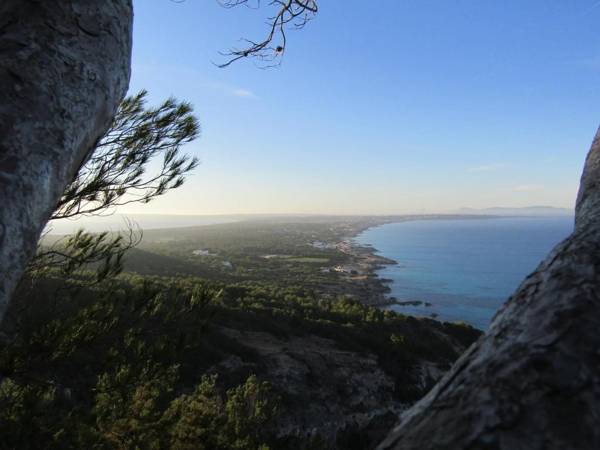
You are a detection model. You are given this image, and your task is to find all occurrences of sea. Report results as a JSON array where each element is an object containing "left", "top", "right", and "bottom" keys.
[{"left": 355, "top": 216, "right": 574, "bottom": 330}]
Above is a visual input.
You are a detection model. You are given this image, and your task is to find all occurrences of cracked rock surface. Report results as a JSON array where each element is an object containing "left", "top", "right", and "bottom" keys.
[{"left": 0, "top": 1, "right": 133, "bottom": 321}]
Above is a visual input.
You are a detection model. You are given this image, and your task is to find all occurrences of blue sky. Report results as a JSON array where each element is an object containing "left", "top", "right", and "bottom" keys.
[{"left": 123, "top": 0, "right": 600, "bottom": 215}]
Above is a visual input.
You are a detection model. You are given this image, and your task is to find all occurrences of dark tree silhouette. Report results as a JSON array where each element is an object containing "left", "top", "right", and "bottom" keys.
[
  {"left": 52, "top": 90, "right": 199, "bottom": 221},
  {"left": 29, "top": 91, "right": 199, "bottom": 282},
  {"left": 217, "top": 0, "right": 318, "bottom": 67}
]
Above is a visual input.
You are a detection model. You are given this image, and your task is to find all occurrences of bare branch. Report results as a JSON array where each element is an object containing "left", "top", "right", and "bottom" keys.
[
  {"left": 216, "top": 0, "right": 318, "bottom": 68},
  {"left": 30, "top": 223, "right": 142, "bottom": 284},
  {"left": 28, "top": 91, "right": 199, "bottom": 284}
]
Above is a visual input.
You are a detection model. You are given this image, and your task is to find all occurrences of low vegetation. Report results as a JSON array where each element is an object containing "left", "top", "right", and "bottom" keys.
[{"left": 0, "top": 269, "right": 480, "bottom": 449}]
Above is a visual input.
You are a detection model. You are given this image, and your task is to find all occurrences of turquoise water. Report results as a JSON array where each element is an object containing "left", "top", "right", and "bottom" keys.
[{"left": 355, "top": 216, "right": 574, "bottom": 330}]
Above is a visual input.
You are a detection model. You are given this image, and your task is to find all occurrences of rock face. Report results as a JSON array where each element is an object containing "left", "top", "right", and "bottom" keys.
[
  {"left": 0, "top": 1, "right": 133, "bottom": 322},
  {"left": 378, "top": 127, "right": 600, "bottom": 449},
  {"left": 216, "top": 327, "right": 457, "bottom": 448}
]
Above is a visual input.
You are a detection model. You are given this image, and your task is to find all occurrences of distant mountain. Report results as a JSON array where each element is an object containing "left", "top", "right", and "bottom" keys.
[{"left": 456, "top": 206, "right": 574, "bottom": 217}]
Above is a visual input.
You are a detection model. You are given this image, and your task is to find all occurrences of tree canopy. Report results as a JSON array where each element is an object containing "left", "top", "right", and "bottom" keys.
[{"left": 30, "top": 91, "right": 199, "bottom": 283}]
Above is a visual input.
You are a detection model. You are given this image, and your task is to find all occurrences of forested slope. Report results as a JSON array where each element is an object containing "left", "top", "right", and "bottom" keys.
[{"left": 0, "top": 272, "right": 479, "bottom": 449}]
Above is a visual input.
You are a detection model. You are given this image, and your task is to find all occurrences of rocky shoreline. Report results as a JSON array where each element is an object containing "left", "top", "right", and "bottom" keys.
[
  {"left": 332, "top": 221, "right": 401, "bottom": 307},
  {"left": 334, "top": 215, "right": 492, "bottom": 308}
]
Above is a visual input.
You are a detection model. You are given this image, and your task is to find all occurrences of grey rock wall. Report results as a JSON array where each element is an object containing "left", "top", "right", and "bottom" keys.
[{"left": 0, "top": 0, "right": 133, "bottom": 321}]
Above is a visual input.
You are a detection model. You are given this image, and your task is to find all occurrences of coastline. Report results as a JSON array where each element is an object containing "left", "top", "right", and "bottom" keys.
[
  {"left": 337, "top": 236, "right": 398, "bottom": 306},
  {"left": 337, "top": 214, "right": 498, "bottom": 308},
  {"left": 333, "top": 219, "right": 404, "bottom": 307}
]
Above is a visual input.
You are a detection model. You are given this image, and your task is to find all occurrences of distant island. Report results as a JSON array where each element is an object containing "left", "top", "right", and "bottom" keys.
[{"left": 455, "top": 206, "right": 574, "bottom": 216}]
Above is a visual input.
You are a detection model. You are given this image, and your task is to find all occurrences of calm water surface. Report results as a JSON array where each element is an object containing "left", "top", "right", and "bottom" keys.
[{"left": 355, "top": 217, "right": 574, "bottom": 330}]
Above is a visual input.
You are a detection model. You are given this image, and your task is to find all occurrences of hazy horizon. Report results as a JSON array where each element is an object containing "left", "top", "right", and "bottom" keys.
[
  {"left": 47, "top": 205, "right": 575, "bottom": 235},
  {"left": 55, "top": 204, "right": 576, "bottom": 218}
]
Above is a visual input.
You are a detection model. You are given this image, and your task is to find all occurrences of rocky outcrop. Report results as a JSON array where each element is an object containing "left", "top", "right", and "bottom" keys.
[
  {"left": 0, "top": 1, "right": 133, "bottom": 322},
  {"left": 378, "top": 127, "right": 600, "bottom": 449},
  {"left": 216, "top": 327, "right": 458, "bottom": 448}
]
